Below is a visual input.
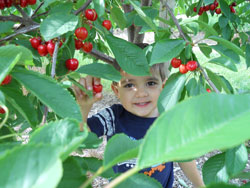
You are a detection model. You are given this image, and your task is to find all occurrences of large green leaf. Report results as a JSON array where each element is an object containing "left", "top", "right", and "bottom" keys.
[
  {"left": 1, "top": 45, "right": 33, "bottom": 65},
  {"left": 110, "top": 5, "right": 127, "bottom": 29},
  {"left": 202, "top": 153, "right": 229, "bottom": 184},
  {"left": 150, "top": 39, "right": 186, "bottom": 66},
  {"left": 30, "top": 119, "right": 88, "bottom": 160},
  {"left": 49, "top": 2, "right": 73, "bottom": 15},
  {"left": 12, "top": 68, "right": 82, "bottom": 122},
  {"left": 40, "top": 12, "right": 78, "bottom": 41},
  {"left": 0, "top": 142, "right": 20, "bottom": 158},
  {"left": 194, "top": 20, "right": 218, "bottom": 36},
  {"left": 0, "top": 87, "right": 38, "bottom": 127},
  {"left": 117, "top": 173, "right": 162, "bottom": 188},
  {"left": 246, "top": 43, "right": 250, "bottom": 68},
  {"left": 198, "top": 43, "right": 212, "bottom": 58},
  {"left": 93, "top": 0, "right": 105, "bottom": 17},
  {"left": 0, "top": 144, "right": 62, "bottom": 188},
  {"left": 0, "top": 21, "right": 15, "bottom": 34},
  {"left": 137, "top": 94, "right": 250, "bottom": 169},
  {"left": 208, "top": 57, "right": 237, "bottom": 72},
  {"left": 157, "top": 73, "right": 186, "bottom": 114},
  {"left": 209, "top": 36, "right": 245, "bottom": 57},
  {"left": 128, "top": 0, "right": 158, "bottom": 34},
  {"left": 76, "top": 63, "right": 121, "bottom": 82},
  {"left": 225, "top": 144, "right": 248, "bottom": 177},
  {"left": 103, "top": 134, "right": 141, "bottom": 168},
  {"left": 57, "top": 157, "right": 87, "bottom": 188},
  {"left": 106, "top": 34, "right": 150, "bottom": 76}
]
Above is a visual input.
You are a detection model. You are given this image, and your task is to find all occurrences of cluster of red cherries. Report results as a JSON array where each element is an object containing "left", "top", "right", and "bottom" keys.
[
  {"left": 171, "top": 58, "right": 198, "bottom": 74},
  {"left": 0, "top": 0, "right": 36, "bottom": 9},
  {"left": 193, "top": 0, "right": 236, "bottom": 15}
]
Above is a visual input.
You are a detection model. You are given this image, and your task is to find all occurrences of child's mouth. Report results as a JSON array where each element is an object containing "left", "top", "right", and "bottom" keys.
[{"left": 134, "top": 102, "right": 150, "bottom": 107}]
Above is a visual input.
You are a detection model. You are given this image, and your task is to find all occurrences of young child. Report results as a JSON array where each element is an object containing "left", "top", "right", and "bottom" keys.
[{"left": 73, "top": 63, "right": 205, "bottom": 188}]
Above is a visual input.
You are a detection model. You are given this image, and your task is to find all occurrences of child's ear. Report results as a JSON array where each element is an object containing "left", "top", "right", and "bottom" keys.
[{"left": 111, "top": 84, "right": 119, "bottom": 98}]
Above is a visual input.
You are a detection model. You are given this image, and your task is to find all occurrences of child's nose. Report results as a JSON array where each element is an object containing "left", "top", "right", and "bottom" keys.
[{"left": 135, "top": 86, "right": 148, "bottom": 98}]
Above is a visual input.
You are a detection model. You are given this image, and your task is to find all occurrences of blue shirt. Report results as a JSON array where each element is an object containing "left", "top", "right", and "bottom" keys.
[{"left": 87, "top": 104, "right": 174, "bottom": 188}]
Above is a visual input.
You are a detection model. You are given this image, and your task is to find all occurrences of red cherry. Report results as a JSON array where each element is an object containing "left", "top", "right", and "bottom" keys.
[
  {"left": 37, "top": 44, "right": 48, "bottom": 56},
  {"left": 179, "top": 64, "right": 188, "bottom": 74},
  {"left": 210, "top": 4, "right": 215, "bottom": 11},
  {"left": 231, "top": 2, "right": 237, "bottom": 7},
  {"left": 214, "top": 1, "right": 219, "bottom": 8},
  {"left": 75, "top": 39, "right": 83, "bottom": 50},
  {"left": 46, "top": 42, "right": 55, "bottom": 56},
  {"left": 93, "top": 84, "right": 103, "bottom": 94},
  {"left": 30, "top": 37, "right": 41, "bottom": 49},
  {"left": 20, "top": 0, "right": 27, "bottom": 7},
  {"left": 27, "top": 0, "right": 35, "bottom": 5},
  {"left": 65, "top": 58, "right": 79, "bottom": 71},
  {"left": 230, "top": 6, "right": 235, "bottom": 13},
  {"left": 1, "top": 75, "right": 12, "bottom": 85},
  {"left": 215, "top": 8, "right": 221, "bottom": 14},
  {"left": 85, "top": 9, "right": 95, "bottom": 21},
  {"left": 0, "top": 107, "right": 5, "bottom": 114},
  {"left": 75, "top": 27, "right": 88, "bottom": 41},
  {"left": 193, "top": 7, "right": 197, "bottom": 12},
  {"left": 92, "top": 9, "right": 98, "bottom": 21},
  {"left": 186, "top": 61, "right": 198, "bottom": 71},
  {"left": 82, "top": 42, "right": 93, "bottom": 53},
  {"left": 0, "top": 0, "right": 6, "bottom": 9},
  {"left": 171, "top": 58, "right": 182, "bottom": 68},
  {"left": 5, "top": 0, "right": 12, "bottom": 7},
  {"left": 206, "top": 88, "right": 211, "bottom": 93},
  {"left": 102, "top": 20, "right": 112, "bottom": 30}
]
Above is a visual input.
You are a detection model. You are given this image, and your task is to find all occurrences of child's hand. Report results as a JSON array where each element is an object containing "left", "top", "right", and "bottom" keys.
[{"left": 73, "top": 75, "right": 103, "bottom": 108}]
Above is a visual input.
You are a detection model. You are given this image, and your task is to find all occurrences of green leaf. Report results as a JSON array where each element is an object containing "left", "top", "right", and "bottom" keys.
[
  {"left": 222, "top": 24, "right": 233, "bottom": 41},
  {"left": 0, "top": 142, "right": 20, "bottom": 158},
  {"left": 12, "top": 68, "right": 82, "bottom": 122},
  {"left": 185, "top": 44, "right": 192, "bottom": 59},
  {"left": 157, "top": 73, "right": 186, "bottom": 114},
  {"left": 138, "top": 94, "right": 250, "bottom": 169},
  {"left": 202, "top": 153, "right": 229, "bottom": 184},
  {"left": 246, "top": 43, "right": 250, "bottom": 68},
  {"left": 206, "top": 183, "right": 239, "bottom": 188},
  {"left": 219, "top": 16, "right": 229, "bottom": 28},
  {"left": 110, "top": 5, "right": 127, "bottom": 29},
  {"left": 225, "top": 144, "right": 248, "bottom": 177},
  {"left": 0, "top": 87, "right": 38, "bottom": 127},
  {"left": 0, "top": 144, "right": 63, "bottom": 188},
  {"left": 106, "top": 34, "right": 150, "bottom": 76},
  {"left": 209, "top": 36, "right": 245, "bottom": 57},
  {"left": 232, "top": 171, "right": 250, "bottom": 179},
  {"left": 194, "top": 20, "right": 218, "bottom": 36},
  {"left": 186, "top": 78, "right": 206, "bottom": 97},
  {"left": 128, "top": 0, "right": 158, "bottom": 34},
  {"left": 93, "top": 0, "right": 105, "bottom": 17},
  {"left": 117, "top": 173, "right": 162, "bottom": 188},
  {"left": 0, "top": 45, "right": 33, "bottom": 66},
  {"left": 219, "top": 0, "right": 232, "bottom": 19},
  {"left": 76, "top": 63, "right": 121, "bottom": 82},
  {"left": 103, "top": 134, "right": 141, "bottom": 168},
  {"left": 30, "top": 119, "right": 88, "bottom": 160},
  {"left": 49, "top": 2, "right": 73, "bottom": 15},
  {"left": 79, "top": 132, "right": 102, "bottom": 149},
  {"left": 150, "top": 39, "right": 186, "bottom": 66},
  {"left": 57, "top": 157, "right": 87, "bottom": 188},
  {"left": 40, "top": 12, "right": 78, "bottom": 41},
  {"left": 198, "top": 43, "right": 212, "bottom": 58},
  {"left": 210, "top": 45, "right": 240, "bottom": 64},
  {"left": 0, "top": 21, "right": 15, "bottom": 34},
  {"left": 208, "top": 56, "right": 237, "bottom": 72}
]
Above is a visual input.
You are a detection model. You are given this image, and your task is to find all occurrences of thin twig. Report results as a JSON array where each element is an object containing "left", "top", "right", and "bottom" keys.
[
  {"left": 89, "top": 49, "right": 120, "bottom": 71},
  {"left": 0, "top": 24, "right": 40, "bottom": 43},
  {"left": 74, "top": 0, "right": 92, "bottom": 15},
  {"left": 32, "top": 11, "right": 49, "bottom": 19},
  {"left": 31, "top": 1, "right": 45, "bottom": 18},
  {"left": 164, "top": 1, "right": 220, "bottom": 93}
]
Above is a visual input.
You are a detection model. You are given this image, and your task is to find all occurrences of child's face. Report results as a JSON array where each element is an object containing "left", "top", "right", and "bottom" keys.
[{"left": 111, "top": 70, "right": 165, "bottom": 118}]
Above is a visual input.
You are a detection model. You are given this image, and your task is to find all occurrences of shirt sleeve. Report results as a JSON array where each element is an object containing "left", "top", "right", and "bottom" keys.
[{"left": 87, "top": 106, "right": 116, "bottom": 137}]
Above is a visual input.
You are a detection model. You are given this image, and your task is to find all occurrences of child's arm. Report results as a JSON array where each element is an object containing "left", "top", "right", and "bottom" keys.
[
  {"left": 178, "top": 160, "right": 205, "bottom": 188},
  {"left": 73, "top": 75, "right": 102, "bottom": 131}
]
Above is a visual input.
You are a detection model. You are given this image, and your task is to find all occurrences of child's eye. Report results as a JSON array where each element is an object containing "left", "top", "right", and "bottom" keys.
[
  {"left": 147, "top": 81, "right": 157, "bottom": 86},
  {"left": 124, "top": 83, "right": 134, "bottom": 88}
]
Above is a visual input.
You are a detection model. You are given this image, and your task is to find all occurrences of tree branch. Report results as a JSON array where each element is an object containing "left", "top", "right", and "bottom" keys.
[
  {"left": 74, "top": 0, "right": 92, "bottom": 15},
  {"left": 31, "top": 1, "right": 45, "bottom": 18},
  {"left": 89, "top": 49, "right": 120, "bottom": 71},
  {"left": 164, "top": 1, "right": 220, "bottom": 93},
  {"left": 0, "top": 14, "right": 24, "bottom": 23},
  {"left": 0, "top": 24, "right": 40, "bottom": 43},
  {"left": 14, "top": 4, "right": 35, "bottom": 25}
]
